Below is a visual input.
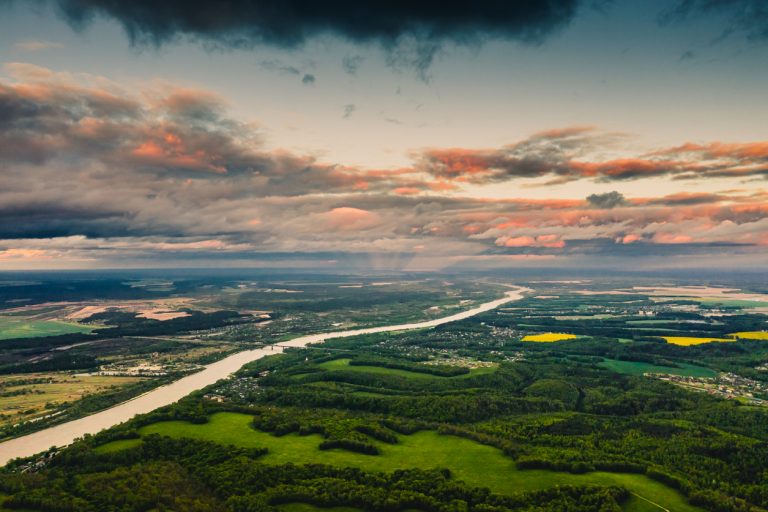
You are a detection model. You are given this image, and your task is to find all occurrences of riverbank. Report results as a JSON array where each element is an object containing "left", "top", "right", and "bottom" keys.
[{"left": 0, "top": 286, "right": 530, "bottom": 466}]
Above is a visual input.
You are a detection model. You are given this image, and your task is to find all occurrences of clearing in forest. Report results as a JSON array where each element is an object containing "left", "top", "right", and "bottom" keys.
[{"left": 95, "top": 412, "right": 701, "bottom": 512}]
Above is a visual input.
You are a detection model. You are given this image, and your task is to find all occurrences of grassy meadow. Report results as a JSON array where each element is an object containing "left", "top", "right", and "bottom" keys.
[
  {"left": 599, "top": 359, "right": 717, "bottom": 378},
  {"left": 96, "top": 412, "right": 700, "bottom": 512},
  {"left": 0, "top": 317, "right": 95, "bottom": 340},
  {"left": 316, "top": 358, "right": 497, "bottom": 379}
]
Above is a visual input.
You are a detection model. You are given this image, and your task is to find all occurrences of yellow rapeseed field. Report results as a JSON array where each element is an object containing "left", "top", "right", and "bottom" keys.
[
  {"left": 663, "top": 336, "right": 734, "bottom": 346},
  {"left": 522, "top": 333, "right": 578, "bottom": 342},
  {"left": 729, "top": 331, "right": 768, "bottom": 340}
]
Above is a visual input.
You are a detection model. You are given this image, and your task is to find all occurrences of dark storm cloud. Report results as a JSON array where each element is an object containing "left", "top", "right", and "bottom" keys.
[
  {"left": 660, "top": 0, "right": 768, "bottom": 42},
  {"left": 384, "top": 38, "right": 443, "bottom": 81},
  {"left": 47, "top": 0, "right": 583, "bottom": 50},
  {"left": 0, "top": 202, "right": 133, "bottom": 239},
  {"left": 587, "top": 191, "right": 627, "bottom": 209}
]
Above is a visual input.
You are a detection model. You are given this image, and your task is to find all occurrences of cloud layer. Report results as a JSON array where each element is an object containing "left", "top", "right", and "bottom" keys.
[
  {"left": 659, "top": 0, "right": 768, "bottom": 42},
  {"left": 48, "top": 0, "right": 582, "bottom": 48},
  {"left": 0, "top": 64, "right": 766, "bottom": 270},
  {"left": 417, "top": 127, "right": 768, "bottom": 185}
]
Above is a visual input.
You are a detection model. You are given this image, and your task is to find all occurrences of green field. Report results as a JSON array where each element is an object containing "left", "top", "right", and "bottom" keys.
[
  {"left": 316, "top": 358, "right": 497, "bottom": 379},
  {"left": 0, "top": 317, "right": 95, "bottom": 340},
  {"left": 600, "top": 359, "right": 717, "bottom": 378},
  {"left": 626, "top": 320, "right": 681, "bottom": 325},
  {"left": 97, "top": 412, "right": 700, "bottom": 512},
  {"left": 694, "top": 298, "right": 768, "bottom": 308}
]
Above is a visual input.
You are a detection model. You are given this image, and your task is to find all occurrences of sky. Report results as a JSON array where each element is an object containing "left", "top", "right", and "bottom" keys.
[{"left": 0, "top": 0, "right": 766, "bottom": 272}]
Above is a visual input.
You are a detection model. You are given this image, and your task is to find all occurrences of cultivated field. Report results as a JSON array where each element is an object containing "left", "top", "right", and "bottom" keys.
[
  {"left": 0, "top": 373, "right": 142, "bottom": 429},
  {"left": 0, "top": 317, "right": 95, "bottom": 340},
  {"left": 521, "top": 333, "right": 578, "bottom": 342},
  {"left": 730, "top": 331, "right": 768, "bottom": 340},
  {"left": 663, "top": 336, "right": 734, "bottom": 346},
  {"left": 599, "top": 359, "right": 717, "bottom": 378}
]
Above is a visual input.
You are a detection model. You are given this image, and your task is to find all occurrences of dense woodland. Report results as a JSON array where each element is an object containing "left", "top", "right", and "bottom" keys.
[
  {"left": 0, "top": 436, "right": 628, "bottom": 512},
  {"left": 3, "top": 332, "right": 768, "bottom": 511}
]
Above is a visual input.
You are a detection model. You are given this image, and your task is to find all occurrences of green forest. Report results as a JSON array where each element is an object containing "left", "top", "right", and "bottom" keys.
[
  {"left": 3, "top": 336, "right": 768, "bottom": 511},
  {"left": 2, "top": 282, "right": 768, "bottom": 512}
]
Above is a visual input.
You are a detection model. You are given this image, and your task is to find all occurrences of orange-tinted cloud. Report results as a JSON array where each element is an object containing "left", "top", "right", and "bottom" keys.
[
  {"left": 0, "top": 248, "right": 53, "bottom": 260},
  {"left": 393, "top": 187, "right": 422, "bottom": 195},
  {"left": 496, "top": 234, "right": 566, "bottom": 248},
  {"left": 1, "top": 65, "right": 767, "bottom": 269},
  {"left": 653, "top": 233, "right": 694, "bottom": 244},
  {"left": 620, "top": 234, "right": 641, "bottom": 244},
  {"left": 416, "top": 128, "right": 768, "bottom": 185},
  {"left": 321, "top": 207, "right": 382, "bottom": 231}
]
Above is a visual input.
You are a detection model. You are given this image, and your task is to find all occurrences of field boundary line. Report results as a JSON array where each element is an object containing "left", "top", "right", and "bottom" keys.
[{"left": 631, "top": 492, "right": 670, "bottom": 512}]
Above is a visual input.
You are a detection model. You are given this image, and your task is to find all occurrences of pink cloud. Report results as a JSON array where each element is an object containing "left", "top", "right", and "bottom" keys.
[
  {"left": 653, "top": 233, "right": 694, "bottom": 244},
  {"left": 496, "top": 234, "right": 565, "bottom": 248},
  {"left": 322, "top": 207, "right": 382, "bottom": 231},
  {"left": 393, "top": 187, "right": 422, "bottom": 195},
  {"left": 416, "top": 129, "right": 768, "bottom": 185},
  {"left": 0, "top": 248, "right": 53, "bottom": 260},
  {"left": 620, "top": 234, "right": 641, "bottom": 244}
]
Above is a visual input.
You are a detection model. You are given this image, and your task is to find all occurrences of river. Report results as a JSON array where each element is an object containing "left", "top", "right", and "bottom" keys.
[{"left": 0, "top": 285, "right": 530, "bottom": 466}]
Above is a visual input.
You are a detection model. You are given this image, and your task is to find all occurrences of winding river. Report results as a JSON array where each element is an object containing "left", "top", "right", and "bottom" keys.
[{"left": 0, "top": 285, "right": 530, "bottom": 466}]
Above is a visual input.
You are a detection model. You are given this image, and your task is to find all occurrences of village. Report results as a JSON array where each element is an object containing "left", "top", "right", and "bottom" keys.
[{"left": 648, "top": 371, "right": 768, "bottom": 406}]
